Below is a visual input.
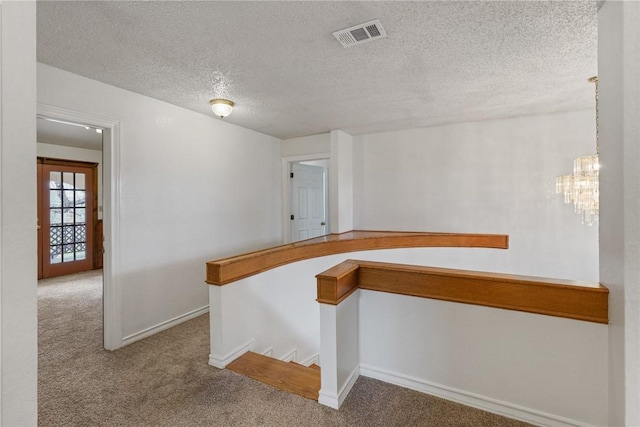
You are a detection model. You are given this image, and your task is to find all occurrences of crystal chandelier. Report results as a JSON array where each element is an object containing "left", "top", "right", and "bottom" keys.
[{"left": 556, "top": 76, "right": 600, "bottom": 226}]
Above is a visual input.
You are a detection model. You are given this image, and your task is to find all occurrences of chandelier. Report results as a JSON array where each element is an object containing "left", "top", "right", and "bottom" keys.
[{"left": 556, "top": 76, "right": 600, "bottom": 226}]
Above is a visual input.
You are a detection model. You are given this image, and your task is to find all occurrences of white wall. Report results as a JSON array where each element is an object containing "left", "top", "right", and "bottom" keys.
[
  {"left": 599, "top": 2, "right": 640, "bottom": 426},
  {"left": 38, "top": 63, "right": 283, "bottom": 344},
  {"left": 0, "top": 2, "right": 38, "bottom": 425},
  {"left": 353, "top": 110, "right": 599, "bottom": 282},
  {"left": 330, "top": 130, "right": 354, "bottom": 233},
  {"left": 37, "top": 142, "right": 103, "bottom": 218},
  {"left": 281, "top": 133, "right": 330, "bottom": 157},
  {"left": 358, "top": 289, "right": 608, "bottom": 427}
]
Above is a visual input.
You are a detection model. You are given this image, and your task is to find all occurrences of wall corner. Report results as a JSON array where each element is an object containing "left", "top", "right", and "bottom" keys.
[{"left": 330, "top": 130, "right": 354, "bottom": 233}]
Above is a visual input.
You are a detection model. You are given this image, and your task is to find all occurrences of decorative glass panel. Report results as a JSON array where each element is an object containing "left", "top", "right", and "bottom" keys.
[
  {"left": 63, "top": 225, "right": 75, "bottom": 244},
  {"left": 50, "top": 245, "right": 62, "bottom": 264},
  {"left": 63, "top": 209, "right": 75, "bottom": 224},
  {"left": 49, "top": 172, "right": 61, "bottom": 189},
  {"left": 63, "top": 244, "right": 75, "bottom": 262},
  {"left": 75, "top": 243, "right": 86, "bottom": 260},
  {"left": 75, "top": 208, "right": 86, "bottom": 224},
  {"left": 50, "top": 190, "right": 62, "bottom": 208},
  {"left": 50, "top": 226, "right": 62, "bottom": 245},
  {"left": 62, "top": 190, "right": 74, "bottom": 207},
  {"left": 75, "top": 225, "right": 86, "bottom": 242},
  {"left": 75, "top": 190, "right": 86, "bottom": 207},
  {"left": 50, "top": 208, "right": 62, "bottom": 225},
  {"left": 75, "top": 173, "right": 86, "bottom": 190},
  {"left": 45, "top": 167, "right": 92, "bottom": 268},
  {"left": 63, "top": 172, "right": 74, "bottom": 188}
]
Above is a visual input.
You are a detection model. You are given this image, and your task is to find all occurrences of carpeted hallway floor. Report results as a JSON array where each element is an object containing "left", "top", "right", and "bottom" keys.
[{"left": 38, "top": 270, "right": 532, "bottom": 426}]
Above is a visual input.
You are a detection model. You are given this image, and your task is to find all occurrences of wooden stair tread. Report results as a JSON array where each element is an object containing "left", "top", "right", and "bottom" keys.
[
  {"left": 289, "top": 361, "right": 321, "bottom": 371},
  {"left": 227, "top": 352, "right": 320, "bottom": 401}
]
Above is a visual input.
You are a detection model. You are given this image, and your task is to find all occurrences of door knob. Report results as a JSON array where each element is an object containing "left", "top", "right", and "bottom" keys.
[{"left": 321, "top": 222, "right": 326, "bottom": 226}]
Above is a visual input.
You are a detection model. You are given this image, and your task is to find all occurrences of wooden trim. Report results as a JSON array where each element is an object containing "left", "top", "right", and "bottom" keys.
[
  {"left": 38, "top": 157, "right": 99, "bottom": 169},
  {"left": 206, "top": 231, "right": 508, "bottom": 285},
  {"left": 316, "top": 260, "right": 609, "bottom": 324},
  {"left": 37, "top": 163, "right": 44, "bottom": 279},
  {"left": 316, "top": 260, "right": 359, "bottom": 304},
  {"left": 94, "top": 219, "right": 103, "bottom": 270}
]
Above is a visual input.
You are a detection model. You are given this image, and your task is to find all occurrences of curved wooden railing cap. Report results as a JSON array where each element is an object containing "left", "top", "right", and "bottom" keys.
[{"left": 206, "top": 230, "right": 508, "bottom": 285}]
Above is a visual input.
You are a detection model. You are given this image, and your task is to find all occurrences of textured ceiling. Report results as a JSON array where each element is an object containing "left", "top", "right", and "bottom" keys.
[{"left": 37, "top": 1, "right": 598, "bottom": 140}]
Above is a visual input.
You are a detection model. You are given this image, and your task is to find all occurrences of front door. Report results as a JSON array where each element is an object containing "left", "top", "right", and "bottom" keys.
[
  {"left": 38, "top": 159, "right": 96, "bottom": 278},
  {"left": 290, "top": 163, "right": 327, "bottom": 241}
]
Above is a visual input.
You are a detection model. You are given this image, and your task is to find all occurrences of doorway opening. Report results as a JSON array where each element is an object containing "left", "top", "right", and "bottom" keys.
[
  {"left": 283, "top": 155, "right": 330, "bottom": 243},
  {"left": 36, "top": 109, "right": 119, "bottom": 351},
  {"left": 36, "top": 117, "right": 104, "bottom": 327}
]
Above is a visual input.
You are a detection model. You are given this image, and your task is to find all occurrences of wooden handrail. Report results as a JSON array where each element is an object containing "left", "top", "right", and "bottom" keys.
[
  {"left": 316, "top": 260, "right": 609, "bottom": 324},
  {"left": 316, "top": 260, "right": 360, "bottom": 305},
  {"left": 206, "top": 231, "right": 508, "bottom": 285}
]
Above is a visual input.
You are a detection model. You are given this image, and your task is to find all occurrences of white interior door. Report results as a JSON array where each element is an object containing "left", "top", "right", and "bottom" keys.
[{"left": 290, "top": 163, "right": 327, "bottom": 241}]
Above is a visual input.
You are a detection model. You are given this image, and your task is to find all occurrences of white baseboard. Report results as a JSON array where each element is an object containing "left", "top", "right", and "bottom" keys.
[
  {"left": 338, "top": 365, "right": 360, "bottom": 408},
  {"left": 280, "top": 348, "right": 297, "bottom": 362},
  {"left": 318, "top": 390, "right": 339, "bottom": 409},
  {"left": 359, "top": 364, "right": 595, "bottom": 427},
  {"left": 121, "top": 305, "right": 209, "bottom": 347},
  {"left": 209, "top": 339, "right": 254, "bottom": 369},
  {"left": 299, "top": 353, "right": 320, "bottom": 367},
  {"left": 318, "top": 365, "right": 360, "bottom": 410},
  {"left": 260, "top": 346, "right": 274, "bottom": 357}
]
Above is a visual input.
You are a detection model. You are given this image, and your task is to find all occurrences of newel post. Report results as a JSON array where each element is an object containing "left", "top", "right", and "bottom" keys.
[{"left": 316, "top": 261, "right": 361, "bottom": 409}]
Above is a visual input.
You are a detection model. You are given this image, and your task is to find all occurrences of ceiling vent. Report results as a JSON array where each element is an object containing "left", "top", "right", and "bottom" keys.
[{"left": 333, "top": 20, "right": 387, "bottom": 48}]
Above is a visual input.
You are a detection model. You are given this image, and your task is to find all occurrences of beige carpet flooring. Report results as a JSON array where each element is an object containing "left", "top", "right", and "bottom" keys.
[{"left": 38, "top": 270, "right": 532, "bottom": 427}]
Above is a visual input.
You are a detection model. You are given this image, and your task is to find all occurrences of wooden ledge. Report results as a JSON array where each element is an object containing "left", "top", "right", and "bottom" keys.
[
  {"left": 316, "top": 260, "right": 609, "bottom": 324},
  {"left": 206, "top": 231, "right": 508, "bottom": 285}
]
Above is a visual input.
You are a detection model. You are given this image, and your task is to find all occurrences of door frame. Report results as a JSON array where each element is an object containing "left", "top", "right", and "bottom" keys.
[
  {"left": 37, "top": 103, "right": 122, "bottom": 351},
  {"left": 37, "top": 157, "right": 98, "bottom": 278},
  {"left": 282, "top": 153, "right": 330, "bottom": 243}
]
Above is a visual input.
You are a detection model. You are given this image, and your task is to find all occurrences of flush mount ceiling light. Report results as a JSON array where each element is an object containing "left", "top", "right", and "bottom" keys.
[{"left": 210, "top": 99, "right": 234, "bottom": 118}]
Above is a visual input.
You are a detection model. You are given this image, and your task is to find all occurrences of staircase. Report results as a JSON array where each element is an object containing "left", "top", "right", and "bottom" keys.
[{"left": 227, "top": 351, "right": 321, "bottom": 400}]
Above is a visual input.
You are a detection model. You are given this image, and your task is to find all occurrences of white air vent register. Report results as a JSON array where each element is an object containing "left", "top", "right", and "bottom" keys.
[{"left": 333, "top": 20, "right": 387, "bottom": 48}]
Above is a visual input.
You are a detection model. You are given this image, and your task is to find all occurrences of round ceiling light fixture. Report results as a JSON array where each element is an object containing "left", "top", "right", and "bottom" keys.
[{"left": 210, "top": 99, "right": 234, "bottom": 118}]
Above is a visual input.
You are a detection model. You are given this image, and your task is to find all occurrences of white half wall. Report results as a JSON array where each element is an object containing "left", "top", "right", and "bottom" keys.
[
  {"left": 353, "top": 110, "right": 599, "bottom": 282},
  {"left": 0, "top": 2, "right": 38, "bottom": 425},
  {"left": 209, "top": 256, "right": 330, "bottom": 368},
  {"left": 209, "top": 247, "right": 607, "bottom": 426},
  {"left": 37, "top": 63, "right": 283, "bottom": 345},
  {"left": 358, "top": 289, "right": 608, "bottom": 427}
]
